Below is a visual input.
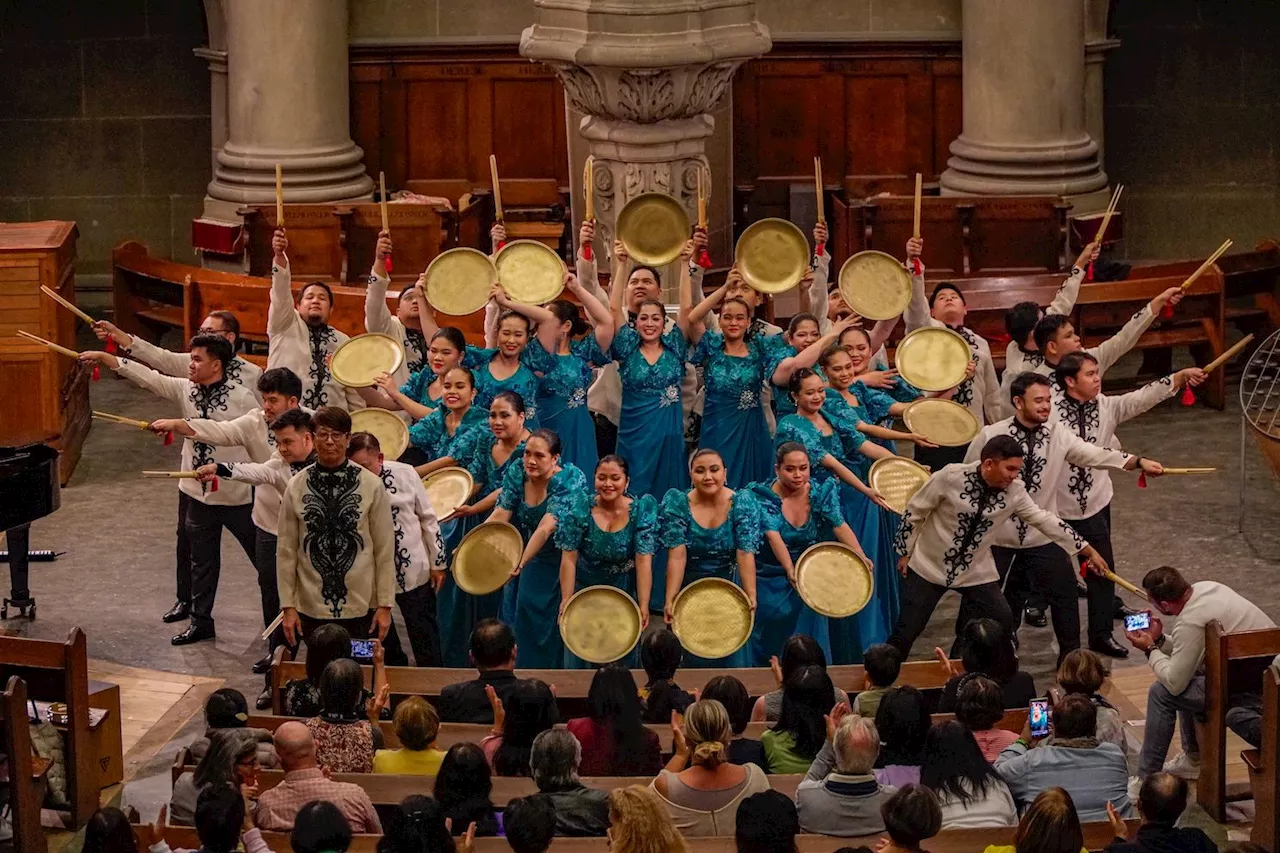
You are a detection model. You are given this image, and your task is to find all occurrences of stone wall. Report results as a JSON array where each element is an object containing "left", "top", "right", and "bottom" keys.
[
  {"left": 0, "top": 0, "right": 211, "bottom": 284},
  {"left": 1105, "top": 3, "right": 1280, "bottom": 261}
]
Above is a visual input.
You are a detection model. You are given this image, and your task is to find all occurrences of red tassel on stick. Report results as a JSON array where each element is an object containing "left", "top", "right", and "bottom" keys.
[
  {"left": 385, "top": 255, "right": 393, "bottom": 274},
  {"left": 105, "top": 338, "right": 117, "bottom": 355},
  {"left": 1137, "top": 471, "right": 1148, "bottom": 489},
  {"left": 163, "top": 431, "right": 174, "bottom": 446},
  {"left": 210, "top": 477, "right": 218, "bottom": 493},
  {"left": 91, "top": 364, "right": 100, "bottom": 381},
  {"left": 1161, "top": 303, "right": 1175, "bottom": 319},
  {"left": 696, "top": 250, "right": 713, "bottom": 269},
  {"left": 1086, "top": 261, "right": 1095, "bottom": 283},
  {"left": 582, "top": 244, "right": 593, "bottom": 262},
  {"left": 816, "top": 243, "right": 825, "bottom": 257},
  {"left": 911, "top": 258, "right": 924, "bottom": 277},
  {"left": 1181, "top": 385, "right": 1196, "bottom": 406}
]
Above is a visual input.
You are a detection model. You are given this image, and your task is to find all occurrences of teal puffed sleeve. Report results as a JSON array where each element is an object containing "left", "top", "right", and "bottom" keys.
[
  {"left": 658, "top": 487, "right": 691, "bottom": 550},
  {"left": 633, "top": 493, "right": 659, "bottom": 556},
  {"left": 730, "top": 490, "right": 763, "bottom": 554}
]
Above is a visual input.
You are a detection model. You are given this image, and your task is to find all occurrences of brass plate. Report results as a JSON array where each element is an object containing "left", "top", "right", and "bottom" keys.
[
  {"left": 903, "top": 398, "right": 980, "bottom": 447},
  {"left": 560, "top": 585, "right": 643, "bottom": 664},
  {"left": 616, "top": 193, "right": 691, "bottom": 266},
  {"left": 422, "top": 466, "right": 474, "bottom": 519},
  {"left": 794, "top": 542, "right": 874, "bottom": 618},
  {"left": 349, "top": 408, "right": 410, "bottom": 461},
  {"left": 868, "top": 456, "right": 932, "bottom": 516},
  {"left": 734, "top": 218, "right": 810, "bottom": 294},
  {"left": 426, "top": 247, "right": 497, "bottom": 316},
  {"left": 671, "top": 577, "right": 753, "bottom": 659},
  {"left": 494, "top": 240, "right": 566, "bottom": 305},
  {"left": 894, "top": 327, "right": 970, "bottom": 392},
  {"left": 838, "top": 251, "right": 912, "bottom": 321},
  {"left": 330, "top": 333, "right": 405, "bottom": 388},
  {"left": 452, "top": 521, "right": 523, "bottom": 595}
]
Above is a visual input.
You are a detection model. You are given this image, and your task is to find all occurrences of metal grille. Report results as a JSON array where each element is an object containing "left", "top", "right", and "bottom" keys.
[{"left": 1241, "top": 330, "right": 1280, "bottom": 440}]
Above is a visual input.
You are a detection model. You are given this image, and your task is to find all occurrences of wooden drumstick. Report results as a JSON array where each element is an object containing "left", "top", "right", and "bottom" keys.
[
  {"left": 40, "top": 286, "right": 94, "bottom": 326},
  {"left": 697, "top": 167, "right": 707, "bottom": 229},
  {"left": 262, "top": 612, "right": 285, "bottom": 641},
  {"left": 379, "top": 171, "right": 389, "bottom": 234},
  {"left": 913, "top": 173, "right": 923, "bottom": 239},
  {"left": 141, "top": 471, "right": 199, "bottom": 479},
  {"left": 92, "top": 410, "right": 151, "bottom": 430},
  {"left": 1180, "top": 238, "right": 1234, "bottom": 292},
  {"left": 814, "top": 157, "right": 825, "bottom": 225},
  {"left": 489, "top": 154, "right": 504, "bottom": 222},
  {"left": 1102, "top": 569, "right": 1144, "bottom": 597},
  {"left": 1161, "top": 467, "right": 1217, "bottom": 475},
  {"left": 275, "top": 163, "right": 284, "bottom": 226},
  {"left": 1096, "top": 184, "right": 1123, "bottom": 244},
  {"left": 16, "top": 330, "right": 78, "bottom": 358},
  {"left": 584, "top": 156, "right": 595, "bottom": 221},
  {"left": 1202, "top": 333, "right": 1254, "bottom": 374}
]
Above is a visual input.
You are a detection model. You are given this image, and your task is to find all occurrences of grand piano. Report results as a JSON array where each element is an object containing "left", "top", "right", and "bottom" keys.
[{"left": 0, "top": 444, "right": 60, "bottom": 619}]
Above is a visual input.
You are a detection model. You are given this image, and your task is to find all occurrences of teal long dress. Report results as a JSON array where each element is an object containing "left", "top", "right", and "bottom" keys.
[
  {"left": 400, "top": 367, "right": 444, "bottom": 410},
  {"left": 689, "top": 330, "right": 784, "bottom": 489},
  {"left": 522, "top": 335, "right": 610, "bottom": 476},
  {"left": 407, "top": 404, "right": 488, "bottom": 459},
  {"left": 747, "top": 478, "right": 846, "bottom": 665},
  {"left": 496, "top": 463, "right": 588, "bottom": 668},
  {"left": 658, "top": 488, "right": 762, "bottom": 668},
  {"left": 555, "top": 493, "right": 659, "bottom": 668},
  {"left": 436, "top": 425, "right": 527, "bottom": 667},
  {"left": 462, "top": 344, "right": 541, "bottom": 427}
]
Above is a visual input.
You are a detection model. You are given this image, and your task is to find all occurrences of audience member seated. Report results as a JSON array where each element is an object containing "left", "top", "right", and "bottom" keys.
[
  {"left": 292, "top": 801, "right": 355, "bottom": 853},
  {"left": 283, "top": 624, "right": 376, "bottom": 718},
  {"left": 920, "top": 720, "right": 1017, "bottom": 828},
  {"left": 877, "top": 784, "right": 942, "bottom": 853},
  {"left": 255, "top": 721, "right": 381, "bottom": 833},
  {"left": 307, "top": 658, "right": 387, "bottom": 773},
  {"left": 568, "top": 663, "right": 662, "bottom": 776},
  {"left": 1050, "top": 649, "right": 1129, "bottom": 758},
  {"left": 439, "top": 619, "right": 522, "bottom": 725},
  {"left": 762, "top": 665, "right": 836, "bottom": 774},
  {"left": 639, "top": 629, "right": 695, "bottom": 724},
  {"left": 1103, "top": 772, "right": 1214, "bottom": 853},
  {"left": 377, "top": 795, "right": 457, "bottom": 853},
  {"left": 189, "top": 689, "right": 279, "bottom": 769},
  {"left": 504, "top": 795, "right": 558, "bottom": 853},
  {"left": 482, "top": 678, "right": 559, "bottom": 776},
  {"left": 435, "top": 742, "right": 504, "bottom": 837},
  {"left": 995, "top": 693, "right": 1133, "bottom": 821},
  {"left": 530, "top": 729, "right": 610, "bottom": 836},
  {"left": 955, "top": 675, "right": 1020, "bottom": 762},
  {"left": 873, "top": 687, "right": 928, "bottom": 786},
  {"left": 1124, "top": 566, "right": 1274, "bottom": 782},
  {"left": 751, "top": 636, "right": 851, "bottom": 722},
  {"left": 150, "top": 785, "right": 267, "bottom": 853},
  {"left": 608, "top": 785, "right": 690, "bottom": 853},
  {"left": 982, "top": 787, "right": 1084, "bottom": 853},
  {"left": 735, "top": 790, "right": 800, "bottom": 853},
  {"left": 853, "top": 644, "right": 901, "bottom": 718},
  {"left": 702, "top": 675, "right": 767, "bottom": 767},
  {"left": 795, "top": 708, "right": 895, "bottom": 837},
  {"left": 1225, "top": 653, "right": 1280, "bottom": 749},
  {"left": 652, "top": 699, "right": 770, "bottom": 836},
  {"left": 938, "top": 619, "right": 1037, "bottom": 712},
  {"left": 85, "top": 807, "right": 138, "bottom": 853},
  {"left": 374, "top": 696, "right": 446, "bottom": 775},
  {"left": 171, "top": 730, "right": 258, "bottom": 826}
]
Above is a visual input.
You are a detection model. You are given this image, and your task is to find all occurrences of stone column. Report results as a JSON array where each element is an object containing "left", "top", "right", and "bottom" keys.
[
  {"left": 203, "top": 0, "right": 371, "bottom": 221},
  {"left": 521, "top": 0, "right": 770, "bottom": 294},
  {"left": 941, "top": 0, "right": 1107, "bottom": 196},
  {"left": 1084, "top": 0, "right": 1121, "bottom": 172}
]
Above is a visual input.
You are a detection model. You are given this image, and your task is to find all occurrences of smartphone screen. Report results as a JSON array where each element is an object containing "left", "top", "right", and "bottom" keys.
[
  {"left": 1029, "top": 698, "right": 1051, "bottom": 738},
  {"left": 1124, "top": 611, "right": 1151, "bottom": 632},
  {"left": 350, "top": 639, "right": 375, "bottom": 661}
]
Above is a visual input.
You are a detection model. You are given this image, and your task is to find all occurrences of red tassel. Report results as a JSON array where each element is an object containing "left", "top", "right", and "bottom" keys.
[
  {"left": 696, "top": 249, "right": 713, "bottom": 269},
  {"left": 495, "top": 240, "right": 507, "bottom": 251},
  {"left": 163, "top": 431, "right": 174, "bottom": 446},
  {"left": 92, "top": 364, "right": 100, "bottom": 382},
  {"left": 385, "top": 255, "right": 393, "bottom": 274},
  {"left": 1161, "top": 303, "right": 1175, "bottom": 319},
  {"left": 582, "top": 244, "right": 593, "bottom": 261},
  {"left": 210, "top": 477, "right": 218, "bottom": 493},
  {"left": 1086, "top": 261, "right": 1095, "bottom": 283},
  {"left": 105, "top": 338, "right": 117, "bottom": 355},
  {"left": 911, "top": 258, "right": 923, "bottom": 276},
  {"left": 816, "top": 244, "right": 825, "bottom": 257},
  {"left": 1180, "top": 385, "right": 1196, "bottom": 406},
  {"left": 1138, "top": 471, "right": 1148, "bottom": 489}
]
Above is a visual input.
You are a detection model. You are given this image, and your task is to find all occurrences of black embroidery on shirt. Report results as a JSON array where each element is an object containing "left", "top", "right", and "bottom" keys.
[
  {"left": 1058, "top": 396, "right": 1101, "bottom": 515},
  {"left": 1008, "top": 421, "right": 1048, "bottom": 543},
  {"left": 941, "top": 469, "right": 1006, "bottom": 586},
  {"left": 288, "top": 453, "right": 316, "bottom": 475},
  {"left": 951, "top": 326, "right": 981, "bottom": 407},
  {"left": 301, "top": 464, "right": 366, "bottom": 617},
  {"left": 379, "top": 468, "right": 412, "bottom": 591},
  {"left": 303, "top": 324, "right": 338, "bottom": 409},
  {"left": 404, "top": 328, "right": 428, "bottom": 374},
  {"left": 189, "top": 380, "right": 232, "bottom": 484}
]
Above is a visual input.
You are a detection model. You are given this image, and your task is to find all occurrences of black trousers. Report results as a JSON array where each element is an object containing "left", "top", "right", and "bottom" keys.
[
  {"left": 298, "top": 609, "right": 408, "bottom": 666},
  {"left": 888, "top": 569, "right": 1016, "bottom": 658},
  {"left": 1066, "top": 505, "right": 1118, "bottom": 646},
  {"left": 913, "top": 444, "right": 967, "bottom": 474},
  {"left": 254, "top": 528, "right": 285, "bottom": 651},
  {"left": 176, "top": 492, "right": 193, "bottom": 604},
  {"left": 994, "top": 542, "right": 1081, "bottom": 664},
  {"left": 397, "top": 582, "right": 441, "bottom": 667},
  {"left": 185, "top": 499, "right": 257, "bottom": 630}
]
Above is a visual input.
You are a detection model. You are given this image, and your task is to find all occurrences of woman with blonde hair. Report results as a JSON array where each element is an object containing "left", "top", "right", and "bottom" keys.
[
  {"left": 650, "top": 699, "right": 770, "bottom": 836},
  {"left": 607, "top": 786, "right": 689, "bottom": 853},
  {"left": 983, "top": 787, "right": 1086, "bottom": 853},
  {"left": 373, "top": 697, "right": 446, "bottom": 775}
]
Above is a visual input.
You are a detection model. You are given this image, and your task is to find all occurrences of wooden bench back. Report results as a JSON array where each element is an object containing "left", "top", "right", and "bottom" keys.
[{"left": 1, "top": 676, "right": 46, "bottom": 853}]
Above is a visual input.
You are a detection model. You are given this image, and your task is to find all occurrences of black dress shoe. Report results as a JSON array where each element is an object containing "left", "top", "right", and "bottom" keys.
[
  {"left": 162, "top": 601, "right": 191, "bottom": 623},
  {"left": 251, "top": 653, "right": 273, "bottom": 675},
  {"left": 255, "top": 687, "right": 273, "bottom": 711},
  {"left": 1024, "top": 606, "right": 1048, "bottom": 628},
  {"left": 171, "top": 624, "right": 215, "bottom": 646},
  {"left": 1090, "top": 636, "right": 1130, "bottom": 658}
]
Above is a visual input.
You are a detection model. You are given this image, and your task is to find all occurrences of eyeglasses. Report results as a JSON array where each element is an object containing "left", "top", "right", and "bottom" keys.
[
  {"left": 197, "top": 326, "right": 226, "bottom": 336},
  {"left": 314, "top": 430, "right": 348, "bottom": 444}
]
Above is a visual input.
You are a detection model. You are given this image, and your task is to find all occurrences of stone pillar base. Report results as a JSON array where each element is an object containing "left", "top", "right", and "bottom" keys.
[
  {"left": 941, "top": 133, "right": 1107, "bottom": 196},
  {"left": 207, "top": 141, "right": 373, "bottom": 206}
]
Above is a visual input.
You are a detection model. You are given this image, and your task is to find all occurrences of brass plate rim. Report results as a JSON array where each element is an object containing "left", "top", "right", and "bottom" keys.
[
  {"left": 894, "top": 326, "right": 971, "bottom": 392},
  {"left": 616, "top": 192, "right": 691, "bottom": 267},
  {"left": 868, "top": 456, "right": 932, "bottom": 516},
  {"left": 733, "top": 218, "right": 810, "bottom": 294},
  {"left": 670, "top": 577, "right": 754, "bottom": 659},
  {"left": 349, "top": 408, "right": 410, "bottom": 460},
  {"left": 422, "top": 466, "right": 475, "bottom": 519},
  {"left": 493, "top": 239, "right": 567, "bottom": 305},
  {"left": 794, "top": 541, "right": 874, "bottom": 618},
  {"left": 330, "top": 332, "right": 406, "bottom": 388},
  {"left": 426, "top": 247, "right": 498, "bottom": 316},
  {"left": 902, "top": 397, "right": 981, "bottom": 447},
  {"left": 451, "top": 520, "right": 523, "bottom": 596},
  {"left": 559, "top": 585, "right": 643, "bottom": 664},
  {"left": 837, "top": 250, "right": 913, "bottom": 321}
]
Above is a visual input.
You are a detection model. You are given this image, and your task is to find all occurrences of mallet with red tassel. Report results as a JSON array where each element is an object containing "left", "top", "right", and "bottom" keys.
[
  {"left": 1079, "top": 559, "right": 1147, "bottom": 599},
  {"left": 490, "top": 154, "right": 506, "bottom": 252},
  {"left": 1180, "top": 332, "right": 1254, "bottom": 407},
  {"left": 1163, "top": 237, "right": 1233, "bottom": 319},
  {"left": 142, "top": 470, "right": 216, "bottom": 491},
  {"left": 1086, "top": 184, "right": 1123, "bottom": 282},
  {"left": 582, "top": 156, "right": 595, "bottom": 262},
  {"left": 695, "top": 165, "right": 712, "bottom": 269}
]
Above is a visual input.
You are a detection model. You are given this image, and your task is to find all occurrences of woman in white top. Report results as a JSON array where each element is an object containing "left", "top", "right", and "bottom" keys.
[{"left": 919, "top": 720, "right": 1017, "bottom": 828}]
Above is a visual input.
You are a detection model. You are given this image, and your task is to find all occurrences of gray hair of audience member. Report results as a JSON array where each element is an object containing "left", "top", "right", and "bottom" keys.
[
  {"left": 193, "top": 728, "right": 257, "bottom": 790},
  {"left": 832, "top": 714, "right": 879, "bottom": 775},
  {"left": 530, "top": 728, "right": 581, "bottom": 789}
]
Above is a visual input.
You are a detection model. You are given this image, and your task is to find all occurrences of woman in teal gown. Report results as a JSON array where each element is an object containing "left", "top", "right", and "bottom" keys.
[
  {"left": 659, "top": 448, "right": 762, "bottom": 668},
  {"left": 490, "top": 428, "right": 587, "bottom": 669},
  {"left": 556, "top": 454, "right": 657, "bottom": 668},
  {"left": 406, "top": 366, "right": 488, "bottom": 461},
  {"left": 432, "top": 391, "right": 532, "bottom": 667},
  {"left": 747, "top": 441, "right": 867, "bottom": 666}
]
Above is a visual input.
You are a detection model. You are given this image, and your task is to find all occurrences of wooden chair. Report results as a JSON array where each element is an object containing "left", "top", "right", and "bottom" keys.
[
  {"left": 1198, "top": 619, "right": 1280, "bottom": 822},
  {"left": 1245, "top": 667, "right": 1279, "bottom": 852},
  {"left": 1, "top": 675, "right": 49, "bottom": 853}
]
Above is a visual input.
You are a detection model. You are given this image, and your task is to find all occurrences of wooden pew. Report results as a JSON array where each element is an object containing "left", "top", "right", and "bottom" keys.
[
  {"left": 2, "top": 676, "right": 49, "bottom": 853},
  {"left": 1198, "top": 619, "right": 1280, "bottom": 822},
  {"left": 1245, "top": 667, "right": 1279, "bottom": 852}
]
